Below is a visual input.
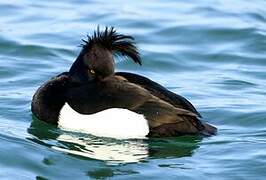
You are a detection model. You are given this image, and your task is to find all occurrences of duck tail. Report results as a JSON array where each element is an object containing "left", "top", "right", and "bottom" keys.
[
  {"left": 81, "top": 26, "right": 142, "bottom": 65},
  {"left": 201, "top": 122, "right": 217, "bottom": 136}
]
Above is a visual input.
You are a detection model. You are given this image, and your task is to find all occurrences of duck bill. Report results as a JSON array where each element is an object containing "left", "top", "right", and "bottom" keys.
[{"left": 69, "top": 55, "right": 93, "bottom": 84}]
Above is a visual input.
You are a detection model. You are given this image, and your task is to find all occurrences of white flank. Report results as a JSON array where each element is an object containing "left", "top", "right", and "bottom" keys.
[{"left": 58, "top": 103, "right": 149, "bottom": 139}]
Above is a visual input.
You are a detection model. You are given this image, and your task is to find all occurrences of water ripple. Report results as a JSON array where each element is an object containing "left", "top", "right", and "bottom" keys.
[{"left": 0, "top": 0, "right": 266, "bottom": 179}]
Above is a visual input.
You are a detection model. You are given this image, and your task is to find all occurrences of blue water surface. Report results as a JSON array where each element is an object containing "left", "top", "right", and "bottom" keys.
[{"left": 0, "top": 0, "right": 266, "bottom": 179}]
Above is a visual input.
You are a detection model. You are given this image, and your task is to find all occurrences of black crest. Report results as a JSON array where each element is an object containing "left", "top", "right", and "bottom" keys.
[{"left": 81, "top": 26, "right": 142, "bottom": 65}]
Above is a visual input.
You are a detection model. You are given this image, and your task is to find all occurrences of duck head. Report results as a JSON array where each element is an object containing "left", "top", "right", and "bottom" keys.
[{"left": 69, "top": 27, "right": 142, "bottom": 84}]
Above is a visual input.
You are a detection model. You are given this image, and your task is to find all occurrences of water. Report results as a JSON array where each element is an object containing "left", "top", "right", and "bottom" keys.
[{"left": 1, "top": 0, "right": 266, "bottom": 179}]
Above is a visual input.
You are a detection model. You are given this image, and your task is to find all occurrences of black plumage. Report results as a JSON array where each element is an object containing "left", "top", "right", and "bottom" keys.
[{"left": 31, "top": 27, "right": 217, "bottom": 137}]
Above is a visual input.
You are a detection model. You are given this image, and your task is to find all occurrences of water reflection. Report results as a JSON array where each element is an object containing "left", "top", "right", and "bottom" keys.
[
  {"left": 53, "top": 134, "right": 148, "bottom": 163},
  {"left": 28, "top": 116, "right": 202, "bottom": 163}
]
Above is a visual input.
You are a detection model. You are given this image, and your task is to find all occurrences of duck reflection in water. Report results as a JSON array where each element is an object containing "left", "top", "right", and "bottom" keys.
[{"left": 28, "top": 117, "right": 201, "bottom": 163}]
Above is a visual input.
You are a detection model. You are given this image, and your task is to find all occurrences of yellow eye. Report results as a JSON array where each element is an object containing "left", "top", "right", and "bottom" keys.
[{"left": 90, "top": 69, "right": 95, "bottom": 74}]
